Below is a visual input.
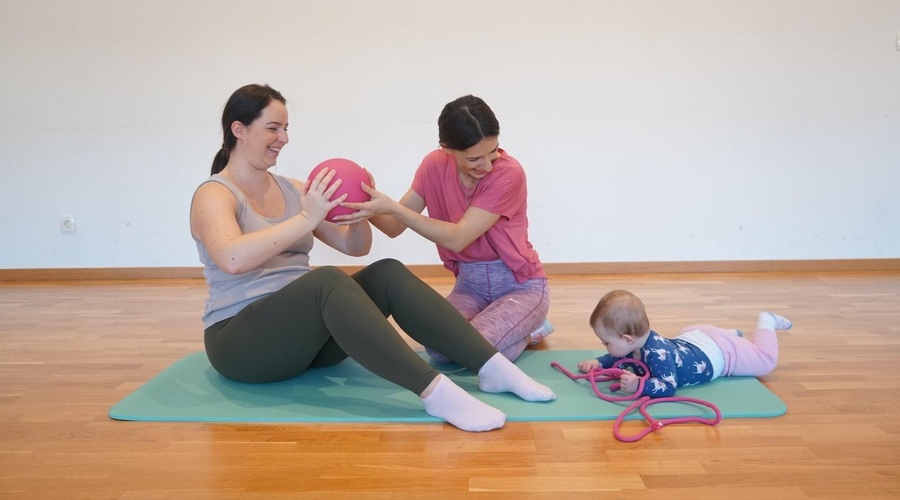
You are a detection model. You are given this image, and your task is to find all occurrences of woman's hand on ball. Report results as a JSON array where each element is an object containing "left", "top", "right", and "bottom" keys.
[
  {"left": 302, "top": 168, "right": 345, "bottom": 223},
  {"left": 337, "top": 183, "right": 391, "bottom": 220}
]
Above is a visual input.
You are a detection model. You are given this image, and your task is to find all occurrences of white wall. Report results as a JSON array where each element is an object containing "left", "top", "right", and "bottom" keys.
[{"left": 2, "top": 0, "right": 898, "bottom": 269}]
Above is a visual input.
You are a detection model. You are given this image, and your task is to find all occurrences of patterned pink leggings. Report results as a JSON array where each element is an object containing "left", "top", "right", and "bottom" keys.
[
  {"left": 426, "top": 260, "right": 549, "bottom": 364},
  {"left": 680, "top": 324, "right": 779, "bottom": 377}
]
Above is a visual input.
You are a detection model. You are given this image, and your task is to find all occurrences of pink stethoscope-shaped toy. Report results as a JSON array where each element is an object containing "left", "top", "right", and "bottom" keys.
[{"left": 550, "top": 358, "right": 722, "bottom": 442}]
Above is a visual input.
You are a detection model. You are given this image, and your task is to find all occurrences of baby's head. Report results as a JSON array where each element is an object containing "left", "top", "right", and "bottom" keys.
[{"left": 588, "top": 289, "right": 651, "bottom": 357}]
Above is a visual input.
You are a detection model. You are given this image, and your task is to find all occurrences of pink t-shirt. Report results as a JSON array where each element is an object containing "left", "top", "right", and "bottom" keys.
[{"left": 411, "top": 149, "right": 545, "bottom": 283}]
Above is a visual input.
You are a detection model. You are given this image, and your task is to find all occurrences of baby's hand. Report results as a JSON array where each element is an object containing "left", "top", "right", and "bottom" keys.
[
  {"left": 578, "top": 359, "right": 600, "bottom": 373},
  {"left": 618, "top": 371, "right": 640, "bottom": 394}
]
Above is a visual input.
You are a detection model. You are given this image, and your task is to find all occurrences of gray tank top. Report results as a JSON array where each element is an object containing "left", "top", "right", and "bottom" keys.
[{"left": 193, "top": 173, "right": 313, "bottom": 327}]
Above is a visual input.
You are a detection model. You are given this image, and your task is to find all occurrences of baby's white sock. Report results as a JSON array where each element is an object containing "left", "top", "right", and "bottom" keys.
[
  {"left": 758, "top": 312, "right": 792, "bottom": 331},
  {"left": 421, "top": 374, "right": 506, "bottom": 432},
  {"left": 478, "top": 353, "right": 557, "bottom": 401}
]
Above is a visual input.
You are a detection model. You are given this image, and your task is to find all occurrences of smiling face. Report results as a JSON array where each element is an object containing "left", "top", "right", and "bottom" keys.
[
  {"left": 234, "top": 100, "right": 289, "bottom": 170},
  {"left": 445, "top": 136, "right": 501, "bottom": 187}
]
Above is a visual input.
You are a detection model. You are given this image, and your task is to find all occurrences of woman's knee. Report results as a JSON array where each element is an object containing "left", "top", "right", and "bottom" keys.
[
  {"left": 307, "top": 265, "right": 350, "bottom": 281},
  {"left": 298, "top": 265, "right": 358, "bottom": 291},
  {"left": 354, "top": 258, "right": 415, "bottom": 284},
  {"left": 368, "top": 258, "right": 408, "bottom": 275}
]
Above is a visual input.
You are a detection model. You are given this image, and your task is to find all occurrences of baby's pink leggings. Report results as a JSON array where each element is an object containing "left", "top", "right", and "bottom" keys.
[{"left": 681, "top": 324, "right": 779, "bottom": 377}]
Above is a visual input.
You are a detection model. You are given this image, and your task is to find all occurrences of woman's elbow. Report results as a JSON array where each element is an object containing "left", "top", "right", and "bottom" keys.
[
  {"left": 347, "top": 242, "right": 372, "bottom": 257},
  {"left": 444, "top": 242, "right": 466, "bottom": 253},
  {"left": 349, "top": 248, "right": 371, "bottom": 257},
  {"left": 382, "top": 226, "right": 405, "bottom": 239},
  {"left": 444, "top": 236, "right": 475, "bottom": 253},
  {"left": 218, "top": 259, "right": 249, "bottom": 275}
]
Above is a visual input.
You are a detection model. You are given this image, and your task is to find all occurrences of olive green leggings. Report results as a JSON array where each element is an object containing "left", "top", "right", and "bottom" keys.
[{"left": 204, "top": 259, "right": 497, "bottom": 395}]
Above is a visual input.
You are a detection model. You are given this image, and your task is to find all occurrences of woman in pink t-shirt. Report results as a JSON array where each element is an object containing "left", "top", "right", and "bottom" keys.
[{"left": 341, "top": 95, "right": 552, "bottom": 364}]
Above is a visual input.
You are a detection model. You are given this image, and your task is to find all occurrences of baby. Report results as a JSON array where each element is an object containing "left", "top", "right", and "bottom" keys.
[{"left": 578, "top": 289, "right": 792, "bottom": 397}]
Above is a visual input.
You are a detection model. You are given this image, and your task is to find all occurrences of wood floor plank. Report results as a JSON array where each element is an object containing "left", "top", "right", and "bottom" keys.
[{"left": 1, "top": 271, "right": 899, "bottom": 498}]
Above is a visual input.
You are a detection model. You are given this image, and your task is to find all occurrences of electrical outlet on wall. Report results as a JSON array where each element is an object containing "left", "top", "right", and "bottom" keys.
[{"left": 60, "top": 216, "right": 76, "bottom": 233}]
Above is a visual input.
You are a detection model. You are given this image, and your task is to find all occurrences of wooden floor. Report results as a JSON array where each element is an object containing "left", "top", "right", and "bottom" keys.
[{"left": 1, "top": 271, "right": 899, "bottom": 499}]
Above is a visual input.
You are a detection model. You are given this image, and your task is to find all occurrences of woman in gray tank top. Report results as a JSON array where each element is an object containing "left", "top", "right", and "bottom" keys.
[{"left": 189, "top": 84, "right": 556, "bottom": 432}]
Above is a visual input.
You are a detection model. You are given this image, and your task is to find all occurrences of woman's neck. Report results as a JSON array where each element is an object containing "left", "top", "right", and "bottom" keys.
[
  {"left": 221, "top": 161, "right": 272, "bottom": 197},
  {"left": 458, "top": 171, "right": 479, "bottom": 190}
]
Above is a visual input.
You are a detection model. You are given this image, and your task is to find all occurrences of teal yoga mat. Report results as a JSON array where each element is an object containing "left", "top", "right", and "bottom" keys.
[{"left": 109, "top": 350, "right": 786, "bottom": 423}]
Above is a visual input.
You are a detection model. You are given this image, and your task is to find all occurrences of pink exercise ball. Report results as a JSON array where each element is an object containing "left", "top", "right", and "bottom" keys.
[{"left": 307, "top": 158, "right": 372, "bottom": 222}]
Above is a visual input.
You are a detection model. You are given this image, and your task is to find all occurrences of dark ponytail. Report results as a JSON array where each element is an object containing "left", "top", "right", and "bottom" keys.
[
  {"left": 437, "top": 95, "right": 500, "bottom": 151},
  {"left": 210, "top": 84, "right": 286, "bottom": 175},
  {"left": 210, "top": 145, "right": 230, "bottom": 176}
]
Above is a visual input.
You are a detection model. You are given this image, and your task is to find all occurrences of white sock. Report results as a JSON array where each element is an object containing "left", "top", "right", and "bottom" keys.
[
  {"left": 478, "top": 353, "right": 556, "bottom": 401},
  {"left": 758, "top": 312, "right": 792, "bottom": 331},
  {"left": 528, "top": 318, "right": 555, "bottom": 345},
  {"left": 421, "top": 374, "right": 506, "bottom": 432}
]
